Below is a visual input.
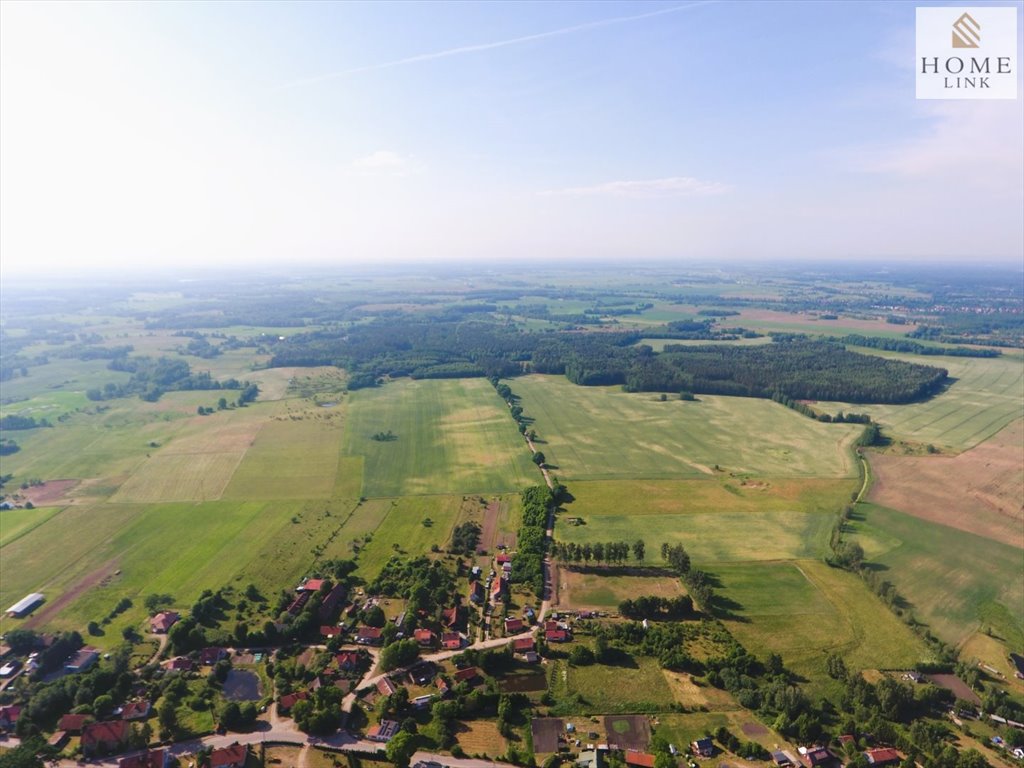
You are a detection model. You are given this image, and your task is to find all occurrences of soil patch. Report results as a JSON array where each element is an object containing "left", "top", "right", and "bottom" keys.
[
  {"left": 24, "top": 559, "right": 119, "bottom": 629},
  {"left": 479, "top": 501, "right": 500, "bottom": 553},
  {"left": 740, "top": 721, "right": 768, "bottom": 737},
  {"left": 22, "top": 479, "right": 78, "bottom": 505},
  {"left": 603, "top": 715, "right": 651, "bottom": 751},
  {"left": 867, "top": 419, "right": 1024, "bottom": 547},
  {"left": 531, "top": 717, "right": 564, "bottom": 753},
  {"left": 223, "top": 669, "right": 262, "bottom": 701},
  {"left": 926, "top": 674, "right": 981, "bottom": 705}
]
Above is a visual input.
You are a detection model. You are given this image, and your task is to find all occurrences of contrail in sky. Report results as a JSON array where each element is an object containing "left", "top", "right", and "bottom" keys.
[{"left": 276, "top": 1, "right": 716, "bottom": 90}]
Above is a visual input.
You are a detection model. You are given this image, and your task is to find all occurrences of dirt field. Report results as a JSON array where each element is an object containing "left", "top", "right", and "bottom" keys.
[
  {"left": 867, "top": 419, "right": 1024, "bottom": 547},
  {"left": 455, "top": 720, "right": 508, "bottom": 756},
  {"left": 735, "top": 308, "right": 917, "bottom": 333},
  {"left": 740, "top": 721, "right": 768, "bottom": 737},
  {"left": 24, "top": 559, "right": 119, "bottom": 629},
  {"left": 479, "top": 500, "right": 501, "bottom": 553},
  {"left": 21, "top": 479, "right": 78, "bottom": 505},
  {"left": 927, "top": 674, "right": 981, "bottom": 705},
  {"left": 531, "top": 717, "right": 564, "bottom": 753},
  {"left": 603, "top": 715, "right": 652, "bottom": 751}
]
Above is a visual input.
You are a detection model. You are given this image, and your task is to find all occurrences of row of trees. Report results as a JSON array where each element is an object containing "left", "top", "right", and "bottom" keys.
[
  {"left": 508, "top": 486, "right": 551, "bottom": 598},
  {"left": 551, "top": 539, "right": 645, "bottom": 566}
]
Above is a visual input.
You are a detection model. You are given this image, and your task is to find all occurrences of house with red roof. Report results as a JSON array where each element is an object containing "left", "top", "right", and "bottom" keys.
[
  {"left": 865, "top": 748, "right": 901, "bottom": 767},
  {"left": 513, "top": 636, "right": 535, "bottom": 652},
  {"left": 546, "top": 629, "right": 569, "bottom": 643},
  {"left": 469, "top": 581, "right": 486, "bottom": 604},
  {"left": 625, "top": 751, "right": 656, "bottom": 768},
  {"left": 58, "top": 713, "right": 91, "bottom": 733},
  {"left": 496, "top": 553, "right": 511, "bottom": 564},
  {"left": 278, "top": 690, "right": 308, "bottom": 714},
  {"left": 81, "top": 719, "right": 129, "bottom": 756},
  {"left": 441, "top": 632, "right": 462, "bottom": 650},
  {"left": 210, "top": 742, "right": 248, "bottom": 768},
  {"left": 199, "top": 647, "right": 227, "bottom": 666},
  {"left": 453, "top": 666, "right": 480, "bottom": 685},
  {"left": 121, "top": 699, "right": 151, "bottom": 720},
  {"left": 414, "top": 628, "right": 436, "bottom": 647},
  {"left": 0, "top": 705, "right": 21, "bottom": 730},
  {"left": 149, "top": 611, "right": 179, "bottom": 634},
  {"left": 504, "top": 617, "right": 524, "bottom": 633},
  {"left": 319, "top": 583, "right": 347, "bottom": 621},
  {"left": 491, "top": 577, "right": 506, "bottom": 601},
  {"left": 442, "top": 605, "right": 460, "bottom": 629},
  {"left": 298, "top": 579, "right": 326, "bottom": 593},
  {"left": 118, "top": 749, "right": 169, "bottom": 768},
  {"left": 335, "top": 651, "right": 360, "bottom": 671},
  {"left": 163, "top": 656, "right": 193, "bottom": 672},
  {"left": 377, "top": 676, "right": 398, "bottom": 696},
  {"left": 355, "top": 626, "right": 382, "bottom": 645}
]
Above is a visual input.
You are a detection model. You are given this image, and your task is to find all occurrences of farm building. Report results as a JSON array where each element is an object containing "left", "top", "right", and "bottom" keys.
[
  {"left": 65, "top": 647, "right": 100, "bottom": 673},
  {"left": 298, "top": 578, "right": 325, "bottom": 592},
  {"left": 6, "top": 593, "right": 44, "bottom": 618}
]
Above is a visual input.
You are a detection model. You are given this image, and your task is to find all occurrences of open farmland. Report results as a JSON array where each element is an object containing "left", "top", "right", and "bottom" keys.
[
  {"left": 350, "top": 495, "right": 465, "bottom": 579},
  {"left": 715, "top": 560, "right": 929, "bottom": 687},
  {"left": 816, "top": 349, "right": 1024, "bottom": 451},
  {"left": 342, "top": 377, "right": 538, "bottom": 497},
  {"left": 513, "top": 375, "right": 861, "bottom": 480},
  {"left": 867, "top": 419, "right": 1023, "bottom": 546},
  {"left": 557, "top": 478, "right": 854, "bottom": 563},
  {"left": 850, "top": 502, "right": 1024, "bottom": 650},
  {"left": 547, "top": 656, "right": 677, "bottom": 714},
  {"left": 561, "top": 568, "right": 686, "bottom": 611}
]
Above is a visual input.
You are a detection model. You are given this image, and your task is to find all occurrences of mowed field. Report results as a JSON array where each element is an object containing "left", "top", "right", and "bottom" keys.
[
  {"left": 561, "top": 568, "right": 686, "bottom": 611},
  {"left": 514, "top": 375, "right": 861, "bottom": 480},
  {"left": 867, "top": 419, "right": 1023, "bottom": 547},
  {"left": 715, "top": 560, "right": 930, "bottom": 686},
  {"left": 849, "top": 502, "right": 1024, "bottom": 651},
  {"left": 817, "top": 349, "right": 1024, "bottom": 451},
  {"left": 342, "top": 378, "right": 539, "bottom": 497},
  {"left": 557, "top": 478, "right": 855, "bottom": 563}
]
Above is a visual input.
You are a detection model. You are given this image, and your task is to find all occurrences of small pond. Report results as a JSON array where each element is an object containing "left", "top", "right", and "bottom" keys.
[
  {"left": 223, "top": 669, "right": 262, "bottom": 701},
  {"left": 498, "top": 672, "right": 547, "bottom": 693}
]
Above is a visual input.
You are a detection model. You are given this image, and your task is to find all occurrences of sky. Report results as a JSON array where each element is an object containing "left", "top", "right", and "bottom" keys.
[{"left": 1, "top": 0, "right": 1022, "bottom": 276}]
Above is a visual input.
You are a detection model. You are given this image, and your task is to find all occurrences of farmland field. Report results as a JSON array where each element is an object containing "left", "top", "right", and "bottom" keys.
[
  {"left": 849, "top": 502, "right": 1024, "bottom": 650},
  {"left": 817, "top": 349, "right": 1024, "bottom": 451},
  {"left": 561, "top": 568, "right": 686, "bottom": 610},
  {"left": 0, "top": 505, "right": 63, "bottom": 548},
  {"left": 548, "top": 655, "right": 677, "bottom": 714},
  {"left": 351, "top": 495, "right": 465, "bottom": 579},
  {"left": 715, "top": 560, "right": 930, "bottom": 686},
  {"left": 514, "top": 375, "right": 862, "bottom": 480},
  {"left": 342, "top": 378, "right": 539, "bottom": 497}
]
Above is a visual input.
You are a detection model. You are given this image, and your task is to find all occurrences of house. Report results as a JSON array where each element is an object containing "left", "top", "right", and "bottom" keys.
[
  {"left": 210, "top": 742, "right": 249, "bottom": 768},
  {"left": 865, "top": 748, "right": 901, "bottom": 767},
  {"left": 0, "top": 705, "right": 21, "bottom": 729},
  {"left": 199, "top": 647, "right": 227, "bottom": 666},
  {"left": 278, "top": 691, "right": 308, "bottom": 714},
  {"left": 505, "top": 617, "right": 524, "bottom": 633},
  {"left": 491, "top": 577, "right": 506, "bottom": 601},
  {"left": 496, "top": 553, "right": 511, "bottom": 565},
  {"left": 65, "top": 646, "right": 100, "bottom": 673},
  {"left": 149, "top": 611, "right": 179, "bottom": 634},
  {"left": 355, "top": 626, "right": 383, "bottom": 645},
  {"left": 367, "top": 719, "right": 401, "bottom": 742},
  {"left": 298, "top": 578, "right": 326, "bottom": 593},
  {"left": 6, "top": 592, "right": 44, "bottom": 618},
  {"left": 804, "top": 748, "right": 836, "bottom": 767},
  {"left": 513, "top": 636, "right": 535, "bottom": 652},
  {"left": 377, "top": 676, "right": 398, "bottom": 696},
  {"left": 577, "top": 750, "right": 606, "bottom": 768},
  {"left": 691, "top": 737, "right": 714, "bottom": 757},
  {"left": 412, "top": 694, "right": 436, "bottom": 710},
  {"left": 58, "top": 713, "right": 91, "bottom": 733},
  {"left": 469, "top": 581, "right": 486, "bottom": 604},
  {"left": 453, "top": 666, "right": 480, "bottom": 685},
  {"left": 545, "top": 619, "right": 559, "bottom": 631},
  {"left": 319, "top": 583, "right": 347, "bottom": 621},
  {"left": 436, "top": 677, "right": 450, "bottom": 695},
  {"left": 163, "top": 656, "right": 193, "bottom": 672},
  {"left": 414, "top": 628, "right": 436, "bottom": 647},
  {"left": 286, "top": 592, "right": 310, "bottom": 615},
  {"left": 48, "top": 731, "right": 70, "bottom": 750},
  {"left": 546, "top": 629, "right": 569, "bottom": 643},
  {"left": 442, "top": 606, "right": 460, "bottom": 629},
  {"left": 121, "top": 699, "right": 151, "bottom": 720},
  {"left": 320, "top": 625, "right": 342, "bottom": 639},
  {"left": 441, "top": 632, "right": 462, "bottom": 650},
  {"left": 624, "top": 751, "right": 656, "bottom": 768},
  {"left": 81, "top": 719, "right": 130, "bottom": 756},
  {"left": 772, "top": 751, "right": 793, "bottom": 766},
  {"left": 522, "top": 651, "right": 540, "bottom": 663},
  {"left": 118, "top": 750, "right": 169, "bottom": 768},
  {"left": 838, "top": 735, "right": 856, "bottom": 747},
  {"left": 336, "top": 651, "right": 360, "bottom": 671}
]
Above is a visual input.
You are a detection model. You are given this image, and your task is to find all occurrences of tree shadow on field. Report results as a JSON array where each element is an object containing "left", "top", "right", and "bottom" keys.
[
  {"left": 861, "top": 562, "right": 890, "bottom": 574},
  {"left": 709, "top": 594, "right": 749, "bottom": 622}
]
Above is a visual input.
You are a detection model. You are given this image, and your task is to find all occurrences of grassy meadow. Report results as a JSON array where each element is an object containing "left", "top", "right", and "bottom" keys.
[
  {"left": 342, "top": 377, "right": 539, "bottom": 497},
  {"left": 514, "top": 375, "right": 861, "bottom": 480},
  {"left": 561, "top": 569, "right": 686, "bottom": 611},
  {"left": 849, "top": 502, "right": 1024, "bottom": 650}
]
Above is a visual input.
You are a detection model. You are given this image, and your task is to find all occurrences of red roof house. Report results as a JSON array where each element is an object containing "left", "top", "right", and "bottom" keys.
[
  {"left": 58, "top": 713, "right": 91, "bottom": 733},
  {"left": 865, "top": 749, "right": 901, "bottom": 767},
  {"left": 355, "top": 626, "right": 382, "bottom": 645},
  {"left": 377, "top": 676, "right": 398, "bottom": 696},
  {"left": 149, "top": 611, "right": 179, "bottom": 634},
  {"left": 81, "top": 719, "right": 129, "bottom": 756},
  {"left": 121, "top": 699, "right": 151, "bottom": 720},
  {"left": 414, "top": 628, "right": 436, "bottom": 646},
  {"left": 210, "top": 742, "right": 249, "bottom": 768},
  {"left": 453, "top": 666, "right": 480, "bottom": 685},
  {"left": 0, "top": 705, "right": 21, "bottom": 729},
  {"left": 442, "top": 606, "right": 460, "bottom": 629},
  {"left": 625, "top": 752, "right": 657, "bottom": 768},
  {"left": 513, "top": 636, "right": 535, "bottom": 651},
  {"left": 546, "top": 629, "right": 569, "bottom": 643},
  {"left": 278, "top": 690, "right": 308, "bottom": 713},
  {"left": 504, "top": 617, "right": 524, "bottom": 633},
  {"left": 118, "top": 749, "right": 169, "bottom": 768},
  {"left": 336, "top": 651, "right": 360, "bottom": 670},
  {"left": 299, "top": 579, "right": 326, "bottom": 593},
  {"left": 441, "top": 632, "right": 462, "bottom": 650}
]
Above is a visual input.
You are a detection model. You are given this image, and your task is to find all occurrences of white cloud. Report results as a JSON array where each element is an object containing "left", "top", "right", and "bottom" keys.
[
  {"left": 353, "top": 150, "right": 407, "bottom": 169},
  {"left": 538, "top": 176, "right": 730, "bottom": 198}
]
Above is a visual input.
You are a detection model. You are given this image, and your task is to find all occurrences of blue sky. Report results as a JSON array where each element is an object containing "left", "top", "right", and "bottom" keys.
[{"left": 1, "top": 0, "right": 1021, "bottom": 274}]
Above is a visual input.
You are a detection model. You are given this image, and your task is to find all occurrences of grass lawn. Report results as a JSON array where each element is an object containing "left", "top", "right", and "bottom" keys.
[
  {"left": 653, "top": 711, "right": 791, "bottom": 754},
  {"left": 562, "top": 569, "right": 686, "bottom": 611},
  {"left": 514, "top": 375, "right": 861, "bottom": 481},
  {"left": 352, "top": 495, "right": 465, "bottom": 580},
  {"left": 816, "top": 349, "right": 1024, "bottom": 451},
  {"left": 548, "top": 656, "right": 677, "bottom": 714},
  {"left": 0, "top": 505, "right": 64, "bottom": 548},
  {"left": 849, "top": 502, "right": 1024, "bottom": 650},
  {"left": 343, "top": 378, "right": 539, "bottom": 497},
  {"left": 714, "top": 560, "right": 930, "bottom": 690}
]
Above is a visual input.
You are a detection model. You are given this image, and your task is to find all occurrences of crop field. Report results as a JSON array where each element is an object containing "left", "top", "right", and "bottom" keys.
[
  {"left": 514, "top": 375, "right": 861, "bottom": 480},
  {"left": 0, "top": 506, "right": 62, "bottom": 547},
  {"left": 556, "top": 479, "right": 854, "bottom": 563},
  {"left": 849, "top": 502, "right": 1024, "bottom": 650},
  {"left": 817, "top": 349, "right": 1024, "bottom": 451},
  {"left": 867, "top": 419, "right": 1023, "bottom": 546},
  {"left": 548, "top": 656, "right": 677, "bottom": 714},
  {"left": 342, "top": 378, "right": 538, "bottom": 497},
  {"left": 561, "top": 569, "right": 685, "bottom": 610},
  {"left": 715, "top": 560, "right": 929, "bottom": 686}
]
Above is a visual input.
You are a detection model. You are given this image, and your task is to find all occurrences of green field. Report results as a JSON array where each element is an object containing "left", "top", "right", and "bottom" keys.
[
  {"left": 817, "top": 349, "right": 1024, "bottom": 451},
  {"left": 850, "top": 502, "right": 1024, "bottom": 650},
  {"left": 557, "top": 478, "right": 854, "bottom": 563},
  {"left": 715, "top": 560, "right": 930, "bottom": 686},
  {"left": 562, "top": 569, "right": 686, "bottom": 610},
  {"left": 548, "top": 655, "right": 677, "bottom": 713},
  {"left": 342, "top": 378, "right": 539, "bottom": 497},
  {"left": 0, "top": 506, "right": 63, "bottom": 548},
  {"left": 351, "top": 495, "right": 465, "bottom": 579},
  {"left": 514, "top": 375, "right": 861, "bottom": 480}
]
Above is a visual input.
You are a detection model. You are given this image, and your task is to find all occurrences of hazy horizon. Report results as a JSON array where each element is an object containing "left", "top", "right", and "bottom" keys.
[{"left": 2, "top": 0, "right": 1022, "bottom": 278}]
